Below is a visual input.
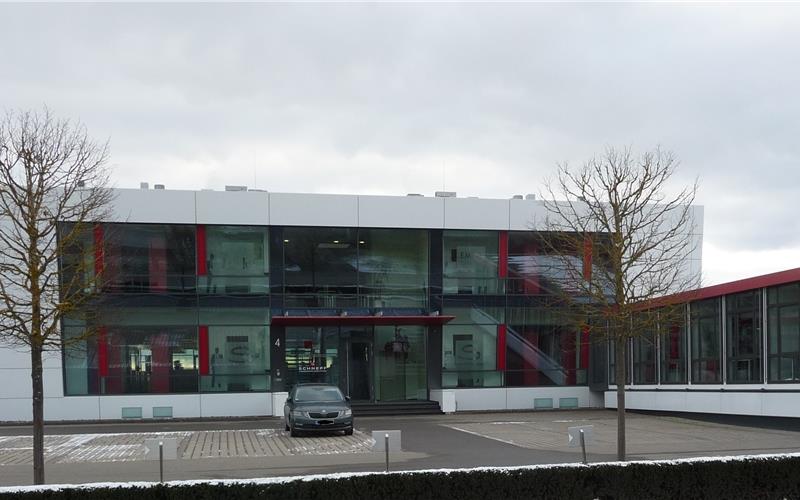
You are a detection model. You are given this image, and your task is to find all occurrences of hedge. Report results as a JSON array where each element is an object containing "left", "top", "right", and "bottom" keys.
[{"left": 2, "top": 453, "right": 799, "bottom": 500}]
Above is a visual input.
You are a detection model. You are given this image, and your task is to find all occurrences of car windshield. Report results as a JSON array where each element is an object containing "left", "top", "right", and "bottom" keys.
[{"left": 294, "top": 386, "right": 345, "bottom": 403}]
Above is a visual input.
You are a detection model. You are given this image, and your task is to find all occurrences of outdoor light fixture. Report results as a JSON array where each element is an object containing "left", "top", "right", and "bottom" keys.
[{"left": 283, "top": 239, "right": 290, "bottom": 243}]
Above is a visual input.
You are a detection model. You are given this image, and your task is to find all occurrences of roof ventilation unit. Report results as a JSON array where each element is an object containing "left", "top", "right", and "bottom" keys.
[
  {"left": 140, "top": 182, "right": 149, "bottom": 189},
  {"left": 225, "top": 185, "right": 247, "bottom": 192},
  {"left": 154, "top": 184, "right": 165, "bottom": 190},
  {"left": 525, "top": 194, "right": 536, "bottom": 200},
  {"left": 435, "top": 191, "right": 457, "bottom": 198},
  {"left": 511, "top": 194, "right": 523, "bottom": 200},
  {"left": 406, "top": 193, "right": 423, "bottom": 197}
]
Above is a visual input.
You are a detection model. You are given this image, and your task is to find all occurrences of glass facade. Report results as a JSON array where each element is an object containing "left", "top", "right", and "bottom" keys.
[
  {"left": 73, "top": 222, "right": 800, "bottom": 399},
  {"left": 726, "top": 291, "right": 762, "bottom": 383},
  {"left": 443, "top": 230, "right": 500, "bottom": 294},
  {"left": 768, "top": 283, "right": 800, "bottom": 382},
  {"left": 506, "top": 306, "right": 588, "bottom": 387},
  {"left": 690, "top": 298, "right": 722, "bottom": 383},
  {"left": 660, "top": 311, "right": 688, "bottom": 384}
]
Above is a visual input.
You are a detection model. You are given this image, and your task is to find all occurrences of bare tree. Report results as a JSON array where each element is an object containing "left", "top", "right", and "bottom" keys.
[
  {"left": 0, "top": 108, "right": 113, "bottom": 484},
  {"left": 538, "top": 146, "right": 699, "bottom": 461}
]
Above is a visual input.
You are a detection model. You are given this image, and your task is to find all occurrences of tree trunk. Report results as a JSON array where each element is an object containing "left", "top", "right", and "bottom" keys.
[
  {"left": 31, "top": 345, "right": 45, "bottom": 484},
  {"left": 615, "top": 335, "right": 627, "bottom": 462}
]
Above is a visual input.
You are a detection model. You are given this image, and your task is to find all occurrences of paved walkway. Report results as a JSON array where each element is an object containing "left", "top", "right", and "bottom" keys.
[{"left": 0, "top": 429, "right": 373, "bottom": 465}]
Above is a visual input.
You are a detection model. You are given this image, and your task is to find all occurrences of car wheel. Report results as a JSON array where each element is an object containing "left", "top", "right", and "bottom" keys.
[{"left": 344, "top": 427, "right": 354, "bottom": 436}]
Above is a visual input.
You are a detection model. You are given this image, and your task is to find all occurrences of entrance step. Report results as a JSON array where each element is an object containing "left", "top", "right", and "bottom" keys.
[{"left": 351, "top": 400, "right": 442, "bottom": 417}]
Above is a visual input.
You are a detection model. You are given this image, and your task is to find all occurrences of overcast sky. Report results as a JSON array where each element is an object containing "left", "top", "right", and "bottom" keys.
[{"left": 1, "top": 3, "right": 798, "bottom": 286}]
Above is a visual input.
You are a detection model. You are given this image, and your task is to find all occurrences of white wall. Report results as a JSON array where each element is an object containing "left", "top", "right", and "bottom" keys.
[
  {"left": 447, "top": 387, "right": 602, "bottom": 412},
  {"left": 605, "top": 387, "right": 800, "bottom": 418}
]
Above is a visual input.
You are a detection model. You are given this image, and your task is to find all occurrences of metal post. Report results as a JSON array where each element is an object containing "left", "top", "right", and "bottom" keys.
[
  {"left": 579, "top": 430, "right": 587, "bottom": 465},
  {"left": 159, "top": 441, "right": 164, "bottom": 483},
  {"left": 384, "top": 433, "right": 389, "bottom": 472}
]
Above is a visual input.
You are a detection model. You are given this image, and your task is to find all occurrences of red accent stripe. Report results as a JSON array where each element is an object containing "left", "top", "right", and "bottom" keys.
[
  {"left": 498, "top": 231, "right": 508, "bottom": 278},
  {"left": 93, "top": 225, "right": 104, "bottom": 277},
  {"left": 271, "top": 315, "right": 455, "bottom": 326},
  {"left": 97, "top": 327, "right": 108, "bottom": 377},
  {"left": 197, "top": 225, "right": 207, "bottom": 276},
  {"left": 198, "top": 326, "right": 209, "bottom": 375},
  {"left": 580, "top": 326, "right": 590, "bottom": 369},
  {"left": 497, "top": 324, "right": 507, "bottom": 370},
  {"left": 582, "top": 236, "right": 593, "bottom": 281}
]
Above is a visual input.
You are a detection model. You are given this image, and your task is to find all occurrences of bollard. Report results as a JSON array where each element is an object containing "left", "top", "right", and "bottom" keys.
[
  {"left": 384, "top": 433, "right": 389, "bottom": 472},
  {"left": 579, "top": 430, "right": 587, "bottom": 465},
  {"left": 159, "top": 441, "right": 164, "bottom": 483}
]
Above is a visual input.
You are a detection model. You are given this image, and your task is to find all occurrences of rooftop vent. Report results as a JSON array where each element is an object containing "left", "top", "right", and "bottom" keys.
[
  {"left": 77, "top": 181, "right": 85, "bottom": 188},
  {"left": 511, "top": 194, "right": 523, "bottom": 200},
  {"left": 154, "top": 184, "right": 165, "bottom": 190},
  {"left": 525, "top": 194, "right": 536, "bottom": 200},
  {"left": 140, "top": 182, "right": 149, "bottom": 190},
  {"left": 225, "top": 185, "right": 247, "bottom": 192},
  {"left": 406, "top": 193, "right": 423, "bottom": 197},
  {"left": 435, "top": 191, "right": 457, "bottom": 198}
]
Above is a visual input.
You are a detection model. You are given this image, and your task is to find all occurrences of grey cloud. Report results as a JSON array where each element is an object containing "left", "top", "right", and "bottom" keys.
[{"left": 1, "top": 3, "right": 799, "bottom": 255}]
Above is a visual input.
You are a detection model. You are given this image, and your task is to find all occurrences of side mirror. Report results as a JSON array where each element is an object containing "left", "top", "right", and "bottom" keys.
[
  {"left": 285, "top": 397, "right": 292, "bottom": 404},
  {"left": 345, "top": 396, "right": 351, "bottom": 402}
]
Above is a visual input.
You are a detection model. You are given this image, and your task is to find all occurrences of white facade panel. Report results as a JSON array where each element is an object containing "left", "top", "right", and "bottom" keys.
[
  {"left": 98, "top": 394, "right": 201, "bottom": 420},
  {"left": 453, "top": 388, "right": 508, "bottom": 411},
  {"left": 269, "top": 193, "right": 359, "bottom": 227},
  {"left": 45, "top": 396, "right": 100, "bottom": 421},
  {"left": 200, "top": 393, "right": 271, "bottom": 418},
  {"left": 0, "top": 369, "right": 34, "bottom": 398},
  {"left": 652, "top": 391, "right": 687, "bottom": 412},
  {"left": 762, "top": 393, "right": 800, "bottom": 417},
  {"left": 110, "top": 188, "right": 196, "bottom": 224},
  {"left": 0, "top": 346, "right": 34, "bottom": 369},
  {"left": 509, "top": 199, "right": 550, "bottom": 231},
  {"left": 358, "top": 195, "right": 444, "bottom": 229},
  {"left": 0, "top": 398, "right": 33, "bottom": 421},
  {"left": 719, "top": 392, "right": 763, "bottom": 415},
  {"left": 196, "top": 191, "right": 269, "bottom": 225},
  {"left": 506, "top": 387, "right": 598, "bottom": 410},
  {"left": 443, "top": 198, "right": 509, "bottom": 230}
]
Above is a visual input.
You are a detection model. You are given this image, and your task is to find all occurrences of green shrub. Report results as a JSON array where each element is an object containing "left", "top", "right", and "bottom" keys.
[{"left": 2, "top": 454, "right": 799, "bottom": 500}]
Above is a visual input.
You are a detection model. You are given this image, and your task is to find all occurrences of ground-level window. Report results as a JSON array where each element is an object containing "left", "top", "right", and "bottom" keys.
[
  {"left": 767, "top": 283, "right": 800, "bottom": 382},
  {"left": 690, "top": 298, "right": 722, "bottom": 383},
  {"left": 726, "top": 290, "right": 762, "bottom": 383}
]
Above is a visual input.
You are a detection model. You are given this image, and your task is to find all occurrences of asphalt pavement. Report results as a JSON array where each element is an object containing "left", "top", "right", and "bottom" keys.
[{"left": 2, "top": 409, "right": 800, "bottom": 486}]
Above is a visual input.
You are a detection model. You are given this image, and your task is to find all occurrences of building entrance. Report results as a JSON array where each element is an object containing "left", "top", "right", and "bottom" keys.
[{"left": 284, "top": 325, "right": 427, "bottom": 402}]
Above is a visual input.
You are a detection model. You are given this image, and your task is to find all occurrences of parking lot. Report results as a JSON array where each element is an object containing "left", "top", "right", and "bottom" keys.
[{"left": 2, "top": 409, "right": 800, "bottom": 486}]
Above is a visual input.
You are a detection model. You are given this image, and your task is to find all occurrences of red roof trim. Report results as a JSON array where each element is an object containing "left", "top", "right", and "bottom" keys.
[
  {"left": 271, "top": 315, "right": 456, "bottom": 326},
  {"left": 656, "top": 267, "right": 800, "bottom": 306}
]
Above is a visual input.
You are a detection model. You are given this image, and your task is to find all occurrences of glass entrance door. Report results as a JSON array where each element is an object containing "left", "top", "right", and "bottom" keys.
[
  {"left": 374, "top": 326, "right": 427, "bottom": 401},
  {"left": 344, "top": 328, "right": 373, "bottom": 401}
]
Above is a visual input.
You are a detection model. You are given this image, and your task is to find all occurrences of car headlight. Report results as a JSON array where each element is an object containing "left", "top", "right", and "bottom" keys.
[
  {"left": 291, "top": 410, "right": 306, "bottom": 418},
  {"left": 342, "top": 408, "right": 352, "bottom": 417}
]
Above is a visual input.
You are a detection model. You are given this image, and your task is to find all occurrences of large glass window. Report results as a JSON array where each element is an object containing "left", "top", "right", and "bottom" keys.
[
  {"left": 726, "top": 291, "right": 762, "bottom": 383},
  {"left": 282, "top": 227, "right": 358, "bottom": 308},
  {"left": 690, "top": 298, "right": 722, "bottom": 383},
  {"left": 443, "top": 230, "right": 499, "bottom": 295},
  {"left": 285, "top": 326, "right": 342, "bottom": 388},
  {"left": 660, "top": 310, "right": 688, "bottom": 384},
  {"left": 358, "top": 228, "right": 428, "bottom": 310},
  {"left": 201, "top": 226, "right": 269, "bottom": 295},
  {"left": 767, "top": 283, "right": 800, "bottom": 382},
  {"left": 100, "top": 326, "right": 198, "bottom": 394},
  {"left": 375, "top": 326, "right": 427, "bottom": 401},
  {"left": 442, "top": 307, "right": 502, "bottom": 388},
  {"left": 103, "top": 224, "right": 196, "bottom": 294},
  {"left": 632, "top": 329, "right": 657, "bottom": 384},
  {"left": 506, "top": 306, "right": 587, "bottom": 386}
]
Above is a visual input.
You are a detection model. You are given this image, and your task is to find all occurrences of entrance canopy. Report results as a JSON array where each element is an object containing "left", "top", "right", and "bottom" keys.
[{"left": 271, "top": 315, "right": 455, "bottom": 327}]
